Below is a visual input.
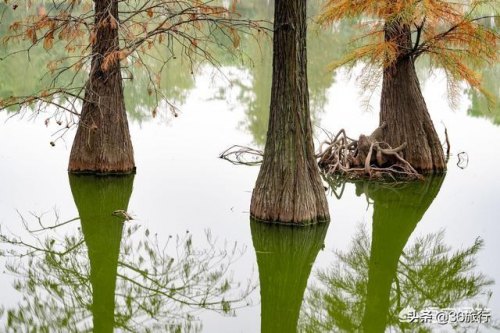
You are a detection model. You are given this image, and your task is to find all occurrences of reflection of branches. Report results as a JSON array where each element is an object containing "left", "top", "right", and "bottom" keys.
[
  {"left": 0, "top": 215, "right": 254, "bottom": 333},
  {"left": 322, "top": 173, "right": 347, "bottom": 199},
  {"left": 17, "top": 210, "right": 80, "bottom": 233},
  {"left": 300, "top": 228, "right": 494, "bottom": 333},
  {"left": 323, "top": 173, "right": 435, "bottom": 204}
]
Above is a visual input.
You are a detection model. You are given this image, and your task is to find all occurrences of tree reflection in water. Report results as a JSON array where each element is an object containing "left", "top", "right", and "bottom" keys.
[
  {"left": 251, "top": 221, "right": 329, "bottom": 333},
  {"left": 302, "top": 176, "right": 496, "bottom": 333},
  {"left": 0, "top": 175, "right": 253, "bottom": 332}
]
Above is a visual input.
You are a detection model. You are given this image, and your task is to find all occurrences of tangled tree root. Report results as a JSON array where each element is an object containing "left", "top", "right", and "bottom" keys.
[
  {"left": 220, "top": 123, "right": 424, "bottom": 181},
  {"left": 317, "top": 122, "right": 422, "bottom": 181}
]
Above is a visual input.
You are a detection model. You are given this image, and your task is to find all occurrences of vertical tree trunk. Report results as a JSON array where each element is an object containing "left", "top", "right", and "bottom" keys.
[
  {"left": 380, "top": 23, "right": 446, "bottom": 172},
  {"left": 68, "top": 0, "right": 135, "bottom": 174},
  {"left": 250, "top": 0, "right": 329, "bottom": 224}
]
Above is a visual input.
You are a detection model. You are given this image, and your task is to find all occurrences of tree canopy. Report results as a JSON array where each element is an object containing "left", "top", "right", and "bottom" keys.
[
  {"left": 319, "top": 0, "right": 499, "bottom": 105},
  {"left": 0, "top": 0, "right": 265, "bottom": 119}
]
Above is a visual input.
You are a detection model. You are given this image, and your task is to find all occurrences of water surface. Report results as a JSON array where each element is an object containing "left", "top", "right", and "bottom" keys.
[{"left": 1, "top": 1, "right": 499, "bottom": 332}]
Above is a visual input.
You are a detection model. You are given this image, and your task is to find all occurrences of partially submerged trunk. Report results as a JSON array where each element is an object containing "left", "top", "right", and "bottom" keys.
[
  {"left": 250, "top": 0, "right": 329, "bottom": 224},
  {"left": 68, "top": 0, "right": 135, "bottom": 174},
  {"left": 380, "top": 22, "right": 446, "bottom": 172}
]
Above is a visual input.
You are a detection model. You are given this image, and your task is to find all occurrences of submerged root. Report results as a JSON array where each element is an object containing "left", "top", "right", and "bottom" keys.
[{"left": 220, "top": 123, "right": 424, "bottom": 181}]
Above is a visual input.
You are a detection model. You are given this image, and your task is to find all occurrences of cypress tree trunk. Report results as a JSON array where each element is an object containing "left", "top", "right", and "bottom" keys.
[
  {"left": 380, "top": 23, "right": 446, "bottom": 172},
  {"left": 68, "top": 0, "right": 135, "bottom": 174},
  {"left": 250, "top": 0, "right": 329, "bottom": 224}
]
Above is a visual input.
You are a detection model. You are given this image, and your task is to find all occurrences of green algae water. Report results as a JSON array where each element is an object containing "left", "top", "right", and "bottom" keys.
[{"left": 1, "top": 1, "right": 499, "bottom": 332}]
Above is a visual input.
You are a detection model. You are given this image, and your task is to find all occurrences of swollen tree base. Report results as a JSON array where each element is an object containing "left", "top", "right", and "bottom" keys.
[
  {"left": 249, "top": 0, "right": 330, "bottom": 225},
  {"left": 250, "top": 215, "right": 330, "bottom": 227},
  {"left": 68, "top": 0, "right": 135, "bottom": 175},
  {"left": 68, "top": 168, "right": 136, "bottom": 176},
  {"left": 380, "top": 22, "right": 446, "bottom": 173},
  {"left": 68, "top": 83, "right": 135, "bottom": 175},
  {"left": 250, "top": 147, "right": 331, "bottom": 224},
  {"left": 380, "top": 58, "right": 446, "bottom": 172}
]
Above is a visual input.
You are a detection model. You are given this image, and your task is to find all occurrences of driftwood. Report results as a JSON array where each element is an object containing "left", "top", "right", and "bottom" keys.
[
  {"left": 220, "top": 123, "right": 425, "bottom": 181},
  {"left": 317, "top": 123, "right": 422, "bottom": 180}
]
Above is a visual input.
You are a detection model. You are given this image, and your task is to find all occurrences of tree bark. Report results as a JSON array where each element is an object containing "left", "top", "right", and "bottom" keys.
[
  {"left": 250, "top": 0, "right": 329, "bottom": 224},
  {"left": 380, "top": 22, "right": 446, "bottom": 172},
  {"left": 68, "top": 0, "right": 135, "bottom": 174}
]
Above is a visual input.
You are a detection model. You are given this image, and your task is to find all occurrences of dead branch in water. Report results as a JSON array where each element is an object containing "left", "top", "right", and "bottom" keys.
[
  {"left": 219, "top": 145, "right": 263, "bottom": 166},
  {"left": 457, "top": 152, "right": 469, "bottom": 169},
  {"left": 443, "top": 125, "right": 451, "bottom": 161},
  {"left": 317, "top": 123, "right": 422, "bottom": 181},
  {"left": 220, "top": 124, "right": 424, "bottom": 181}
]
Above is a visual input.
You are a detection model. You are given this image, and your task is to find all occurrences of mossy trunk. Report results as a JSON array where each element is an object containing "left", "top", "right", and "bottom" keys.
[
  {"left": 358, "top": 175, "right": 445, "bottom": 332},
  {"left": 69, "top": 174, "right": 135, "bottom": 333},
  {"left": 251, "top": 222, "right": 329, "bottom": 333},
  {"left": 250, "top": 0, "right": 329, "bottom": 224},
  {"left": 68, "top": 0, "right": 135, "bottom": 174},
  {"left": 380, "top": 22, "right": 446, "bottom": 172}
]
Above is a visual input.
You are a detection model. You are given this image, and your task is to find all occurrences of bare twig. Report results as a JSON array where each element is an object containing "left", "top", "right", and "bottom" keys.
[{"left": 219, "top": 145, "right": 263, "bottom": 166}]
